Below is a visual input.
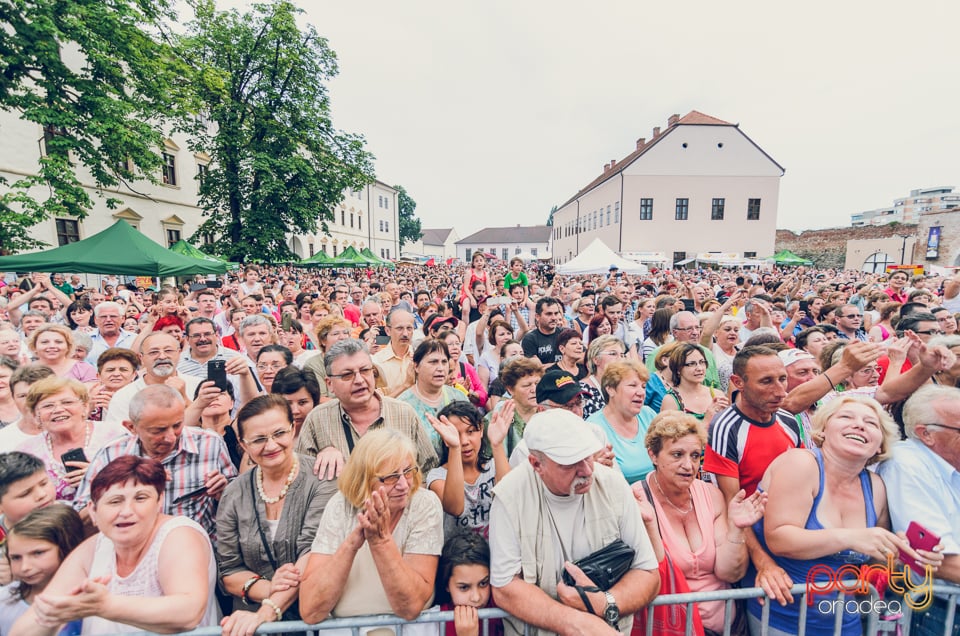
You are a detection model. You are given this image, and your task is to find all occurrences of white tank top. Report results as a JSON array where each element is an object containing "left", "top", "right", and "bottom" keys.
[{"left": 82, "top": 516, "right": 220, "bottom": 635}]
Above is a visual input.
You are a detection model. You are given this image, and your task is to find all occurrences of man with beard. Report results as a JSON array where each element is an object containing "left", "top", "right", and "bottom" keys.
[
  {"left": 521, "top": 297, "right": 564, "bottom": 366},
  {"left": 74, "top": 384, "right": 236, "bottom": 539},
  {"left": 103, "top": 332, "right": 203, "bottom": 425}
]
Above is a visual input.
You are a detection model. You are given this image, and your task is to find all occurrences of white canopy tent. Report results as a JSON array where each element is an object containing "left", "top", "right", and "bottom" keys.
[{"left": 556, "top": 239, "right": 649, "bottom": 275}]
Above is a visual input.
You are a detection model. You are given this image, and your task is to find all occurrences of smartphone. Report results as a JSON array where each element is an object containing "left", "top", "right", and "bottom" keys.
[
  {"left": 900, "top": 521, "right": 940, "bottom": 576},
  {"left": 799, "top": 300, "right": 809, "bottom": 313},
  {"left": 172, "top": 485, "right": 208, "bottom": 504},
  {"left": 60, "top": 448, "right": 88, "bottom": 466},
  {"left": 207, "top": 359, "right": 228, "bottom": 391},
  {"left": 189, "top": 282, "right": 206, "bottom": 292},
  {"left": 487, "top": 296, "right": 512, "bottom": 306},
  {"left": 205, "top": 280, "right": 223, "bottom": 289},
  {"left": 375, "top": 334, "right": 391, "bottom": 346},
  {"left": 681, "top": 298, "right": 696, "bottom": 312}
]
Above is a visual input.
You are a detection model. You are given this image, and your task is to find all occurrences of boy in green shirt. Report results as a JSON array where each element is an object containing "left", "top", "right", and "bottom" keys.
[{"left": 502, "top": 257, "right": 529, "bottom": 304}]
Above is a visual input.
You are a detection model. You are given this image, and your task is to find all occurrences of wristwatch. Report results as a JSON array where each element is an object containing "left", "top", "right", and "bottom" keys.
[{"left": 603, "top": 590, "right": 620, "bottom": 626}]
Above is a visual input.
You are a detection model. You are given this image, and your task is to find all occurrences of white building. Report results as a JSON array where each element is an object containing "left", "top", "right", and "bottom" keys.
[
  {"left": 851, "top": 186, "right": 959, "bottom": 227},
  {"left": 0, "top": 112, "right": 400, "bottom": 259},
  {"left": 402, "top": 228, "right": 459, "bottom": 260},
  {"left": 551, "top": 111, "right": 784, "bottom": 267},
  {"left": 455, "top": 225, "right": 552, "bottom": 262}
]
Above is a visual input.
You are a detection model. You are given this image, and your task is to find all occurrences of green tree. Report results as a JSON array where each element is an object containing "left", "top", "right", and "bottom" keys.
[
  {"left": 0, "top": 0, "right": 188, "bottom": 252},
  {"left": 546, "top": 204, "right": 558, "bottom": 226},
  {"left": 395, "top": 185, "right": 422, "bottom": 248},
  {"left": 180, "top": 0, "right": 373, "bottom": 263}
]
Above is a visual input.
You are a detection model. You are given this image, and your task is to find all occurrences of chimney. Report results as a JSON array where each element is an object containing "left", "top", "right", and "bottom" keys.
[
  {"left": 610, "top": 159, "right": 616, "bottom": 168},
  {"left": 653, "top": 126, "right": 661, "bottom": 138},
  {"left": 668, "top": 113, "right": 680, "bottom": 126},
  {"left": 603, "top": 162, "right": 610, "bottom": 172},
  {"left": 636, "top": 137, "right": 646, "bottom": 150}
]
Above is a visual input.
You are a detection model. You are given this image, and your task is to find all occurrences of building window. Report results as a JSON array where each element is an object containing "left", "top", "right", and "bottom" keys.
[
  {"left": 385, "top": 248, "right": 390, "bottom": 259},
  {"left": 711, "top": 198, "right": 725, "bottom": 220},
  {"left": 378, "top": 196, "right": 383, "bottom": 207},
  {"left": 55, "top": 219, "right": 80, "bottom": 246},
  {"left": 639, "top": 198, "right": 653, "bottom": 220},
  {"left": 196, "top": 163, "right": 208, "bottom": 185},
  {"left": 515, "top": 247, "right": 522, "bottom": 255},
  {"left": 161, "top": 153, "right": 177, "bottom": 186},
  {"left": 321, "top": 244, "right": 328, "bottom": 255},
  {"left": 380, "top": 248, "right": 385, "bottom": 258},
  {"left": 675, "top": 198, "right": 689, "bottom": 220},
  {"left": 502, "top": 248, "right": 508, "bottom": 260},
  {"left": 333, "top": 245, "right": 338, "bottom": 257},
  {"left": 202, "top": 232, "right": 215, "bottom": 247},
  {"left": 309, "top": 244, "right": 315, "bottom": 257},
  {"left": 358, "top": 216, "right": 362, "bottom": 230},
  {"left": 340, "top": 210, "right": 345, "bottom": 225},
  {"left": 606, "top": 205, "right": 611, "bottom": 225},
  {"left": 165, "top": 228, "right": 181, "bottom": 247},
  {"left": 673, "top": 251, "right": 687, "bottom": 264},
  {"left": 379, "top": 220, "right": 383, "bottom": 232},
  {"left": 384, "top": 198, "right": 389, "bottom": 210},
  {"left": 531, "top": 248, "right": 538, "bottom": 257},
  {"left": 747, "top": 198, "right": 761, "bottom": 220},
  {"left": 385, "top": 221, "right": 389, "bottom": 232},
  {"left": 744, "top": 251, "right": 756, "bottom": 258},
  {"left": 614, "top": 202, "right": 619, "bottom": 223},
  {"left": 465, "top": 248, "right": 472, "bottom": 261}
]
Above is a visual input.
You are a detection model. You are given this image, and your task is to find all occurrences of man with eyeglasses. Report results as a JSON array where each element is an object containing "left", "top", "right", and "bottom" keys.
[
  {"left": 931, "top": 306, "right": 959, "bottom": 336},
  {"left": 877, "top": 312, "right": 944, "bottom": 382},
  {"left": 878, "top": 385, "right": 960, "bottom": 636},
  {"left": 104, "top": 332, "right": 203, "bottom": 425},
  {"left": 835, "top": 304, "right": 868, "bottom": 342},
  {"left": 372, "top": 309, "right": 416, "bottom": 397},
  {"left": 178, "top": 317, "right": 262, "bottom": 406},
  {"left": 75, "top": 384, "right": 236, "bottom": 540},
  {"left": 646, "top": 311, "right": 721, "bottom": 389},
  {"left": 296, "top": 338, "right": 438, "bottom": 481}
]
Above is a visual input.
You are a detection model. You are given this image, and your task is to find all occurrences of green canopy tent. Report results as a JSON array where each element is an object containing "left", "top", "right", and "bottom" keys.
[
  {"left": 292, "top": 250, "right": 338, "bottom": 268},
  {"left": 0, "top": 220, "right": 229, "bottom": 276},
  {"left": 169, "top": 239, "right": 236, "bottom": 268},
  {"left": 332, "top": 245, "right": 376, "bottom": 268},
  {"left": 769, "top": 249, "right": 813, "bottom": 266},
  {"left": 360, "top": 247, "right": 395, "bottom": 269}
]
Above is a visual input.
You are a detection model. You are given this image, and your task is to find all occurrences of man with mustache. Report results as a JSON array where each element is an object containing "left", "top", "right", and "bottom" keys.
[
  {"left": 490, "top": 410, "right": 660, "bottom": 635},
  {"left": 103, "top": 332, "right": 203, "bottom": 425}
]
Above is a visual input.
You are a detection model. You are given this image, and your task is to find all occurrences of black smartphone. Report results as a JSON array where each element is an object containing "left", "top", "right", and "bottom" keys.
[
  {"left": 207, "top": 360, "right": 228, "bottom": 391},
  {"left": 172, "top": 485, "right": 208, "bottom": 504},
  {"left": 189, "top": 282, "right": 206, "bottom": 292},
  {"left": 61, "top": 448, "right": 88, "bottom": 466},
  {"left": 375, "top": 334, "right": 391, "bottom": 346},
  {"left": 681, "top": 299, "right": 696, "bottom": 312},
  {"left": 799, "top": 300, "right": 810, "bottom": 313},
  {"left": 205, "top": 280, "right": 223, "bottom": 289}
]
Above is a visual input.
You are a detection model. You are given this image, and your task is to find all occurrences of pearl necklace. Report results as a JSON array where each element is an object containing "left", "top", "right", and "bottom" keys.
[
  {"left": 256, "top": 460, "right": 298, "bottom": 504},
  {"left": 46, "top": 422, "right": 92, "bottom": 470},
  {"left": 653, "top": 473, "right": 693, "bottom": 515}
]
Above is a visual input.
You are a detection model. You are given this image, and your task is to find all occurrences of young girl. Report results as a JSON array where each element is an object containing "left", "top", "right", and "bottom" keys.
[
  {"left": 425, "top": 402, "right": 511, "bottom": 539},
  {"left": 436, "top": 533, "right": 503, "bottom": 636},
  {"left": 459, "top": 253, "right": 489, "bottom": 324},
  {"left": 0, "top": 504, "right": 84, "bottom": 635}
]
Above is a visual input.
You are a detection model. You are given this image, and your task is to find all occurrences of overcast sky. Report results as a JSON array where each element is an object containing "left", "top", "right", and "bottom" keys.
[{"left": 219, "top": 0, "right": 958, "bottom": 237}]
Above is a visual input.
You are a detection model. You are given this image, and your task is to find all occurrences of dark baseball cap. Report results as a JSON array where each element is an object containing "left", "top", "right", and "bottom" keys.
[{"left": 537, "top": 368, "right": 586, "bottom": 404}]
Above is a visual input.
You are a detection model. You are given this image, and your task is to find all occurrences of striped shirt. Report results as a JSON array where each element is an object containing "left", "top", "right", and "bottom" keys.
[
  {"left": 73, "top": 429, "right": 237, "bottom": 541},
  {"left": 295, "top": 395, "right": 438, "bottom": 473}
]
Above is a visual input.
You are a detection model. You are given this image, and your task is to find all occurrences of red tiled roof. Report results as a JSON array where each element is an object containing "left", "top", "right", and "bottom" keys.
[{"left": 677, "top": 110, "right": 731, "bottom": 125}]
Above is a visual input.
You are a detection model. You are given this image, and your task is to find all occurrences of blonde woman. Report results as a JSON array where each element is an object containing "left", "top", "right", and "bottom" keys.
[{"left": 27, "top": 324, "right": 96, "bottom": 384}]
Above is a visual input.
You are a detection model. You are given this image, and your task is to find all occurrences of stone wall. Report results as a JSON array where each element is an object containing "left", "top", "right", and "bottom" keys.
[
  {"left": 775, "top": 223, "right": 918, "bottom": 269},
  {"left": 916, "top": 209, "right": 960, "bottom": 268}
]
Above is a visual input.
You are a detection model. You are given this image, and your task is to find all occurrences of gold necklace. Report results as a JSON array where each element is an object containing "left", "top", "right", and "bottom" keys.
[
  {"left": 256, "top": 460, "right": 298, "bottom": 504},
  {"left": 653, "top": 473, "right": 693, "bottom": 515}
]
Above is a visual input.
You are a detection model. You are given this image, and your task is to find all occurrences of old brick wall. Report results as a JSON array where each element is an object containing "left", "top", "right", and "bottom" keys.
[{"left": 775, "top": 224, "right": 918, "bottom": 269}]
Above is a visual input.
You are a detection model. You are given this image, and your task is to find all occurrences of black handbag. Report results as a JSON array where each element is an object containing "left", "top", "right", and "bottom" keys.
[{"left": 561, "top": 538, "right": 635, "bottom": 590}]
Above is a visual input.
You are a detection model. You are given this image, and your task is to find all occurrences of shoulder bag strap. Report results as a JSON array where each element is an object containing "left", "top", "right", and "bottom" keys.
[{"left": 249, "top": 469, "right": 279, "bottom": 572}]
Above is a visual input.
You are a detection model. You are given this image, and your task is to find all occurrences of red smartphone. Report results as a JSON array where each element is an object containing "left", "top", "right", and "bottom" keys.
[{"left": 899, "top": 521, "right": 940, "bottom": 576}]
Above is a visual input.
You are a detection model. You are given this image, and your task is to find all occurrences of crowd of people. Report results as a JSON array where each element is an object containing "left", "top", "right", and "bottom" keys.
[{"left": 0, "top": 259, "right": 958, "bottom": 635}]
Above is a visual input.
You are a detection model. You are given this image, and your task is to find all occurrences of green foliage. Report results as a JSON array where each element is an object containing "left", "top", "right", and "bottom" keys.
[
  {"left": 395, "top": 185, "right": 422, "bottom": 248},
  {"left": 180, "top": 0, "right": 374, "bottom": 263},
  {"left": 0, "top": 0, "right": 189, "bottom": 252},
  {"left": 546, "top": 204, "right": 558, "bottom": 226}
]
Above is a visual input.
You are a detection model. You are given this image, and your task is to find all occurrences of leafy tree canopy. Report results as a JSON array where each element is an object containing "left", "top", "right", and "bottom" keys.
[
  {"left": 395, "top": 184, "right": 421, "bottom": 248},
  {"left": 181, "top": 0, "right": 374, "bottom": 263}
]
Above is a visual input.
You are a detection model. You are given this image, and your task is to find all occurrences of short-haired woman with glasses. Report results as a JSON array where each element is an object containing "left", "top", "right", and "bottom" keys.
[
  {"left": 659, "top": 343, "right": 729, "bottom": 421},
  {"left": 217, "top": 395, "right": 337, "bottom": 636},
  {"left": 300, "top": 428, "right": 443, "bottom": 634}
]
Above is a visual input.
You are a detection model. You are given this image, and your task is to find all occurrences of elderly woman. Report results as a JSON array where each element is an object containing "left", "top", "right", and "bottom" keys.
[
  {"left": 217, "top": 395, "right": 337, "bottom": 636},
  {"left": 660, "top": 343, "right": 729, "bottom": 421},
  {"left": 17, "top": 378, "right": 125, "bottom": 502},
  {"left": 299, "top": 428, "right": 443, "bottom": 634},
  {"left": 88, "top": 347, "right": 139, "bottom": 422},
  {"left": 745, "top": 395, "right": 940, "bottom": 636},
  {"left": 27, "top": 324, "right": 96, "bottom": 384},
  {"left": 548, "top": 328, "right": 587, "bottom": 381},
  {"left": 586, "top": 360, "right": 657, "bottom": 483},
  {"left": 399, "top": 339, "right": 469, "bottom": 457},
  {"left": 579, "top": 334, "right": 626, "bottom": 419},
  {"left": 640, "top": 411, "right": 765, "bottom": 634},
  {"left": 10, "top": 455, "right": 220, "bottom": 635},
  {"left": 303, "top": 316, "right": 353, "bottom": 400}
]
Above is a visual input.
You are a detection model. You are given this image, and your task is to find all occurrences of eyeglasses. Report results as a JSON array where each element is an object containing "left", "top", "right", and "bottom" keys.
[
  {"left": 187, "top": 332, "right": 216, "bottom": 340},
  {"left": 326, "top": 329, "right": 352, "bottom": 338},
  {"left": 377, "top": 465, "right": 418, "bottom": 487},
  {"left": 915, "top": 329, "right": 946, "bottom": 336},
  {"left": 683, "top": 360, "right": 708, "bottom": 368},
  {"left": 597, "top": 350, "right": 625, "bottom": 358},
  {"left": 925, "top": 423, "right": 960, "bottom": 435},
  {"left": 256, "top": 362, "right": 286, "bottom": 371},
  {"left": 329, "top": 366, "right": 375, "bottom": 382},
  {"left": 36, "top": 398, "right": 83, "bottom": 414},
  {"left": 143, "top": 347, "right": 179, "bottom": 357},
  {"left": 674, "top": 326, "right": 701, "bottom": 332},
  {"left": 854, "top": 365, "right": 880, "bottom": 374},
  {"left": 243, "top": 428, "right": 292, "bottom": 449}
]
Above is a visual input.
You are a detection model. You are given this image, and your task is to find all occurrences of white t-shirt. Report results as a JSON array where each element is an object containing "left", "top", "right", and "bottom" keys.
[
  {"left": 104, "top": 375, "right": 202, "bottom": 425},
  {"left": 0, "top": 423, "right": 37, "bottom": 453}
]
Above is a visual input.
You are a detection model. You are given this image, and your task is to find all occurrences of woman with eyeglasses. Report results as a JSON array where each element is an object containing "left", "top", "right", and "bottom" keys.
[
  {"left": 256, "top": 345, "right": 293, "bottom": 395},
  {"left": 570, "top": 296, "right": 595, "bottom": 336},
  {"left": 303, "top": 316, "right": 353, "bottom": 401},
  {"left": 579, "top": 335, "right": 626, "bottom": 419},
  {"left": 659, "top": 343, "right": 729, "bottom": 421},
  {"left": 217, "top": 395, "right": 337, "bottom": 636},
  {"left": 299, "top": 428, "right": 443, "bottom": 634}
]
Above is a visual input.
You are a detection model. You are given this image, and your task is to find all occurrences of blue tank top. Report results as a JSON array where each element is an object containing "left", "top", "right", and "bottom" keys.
[{"left": 745, "top": 448, "right": 877, "bottom": 636}]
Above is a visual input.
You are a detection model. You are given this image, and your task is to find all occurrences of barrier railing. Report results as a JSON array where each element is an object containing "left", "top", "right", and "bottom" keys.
[{"left": 121, "top": 582, "right": 960, "bottom": 636}]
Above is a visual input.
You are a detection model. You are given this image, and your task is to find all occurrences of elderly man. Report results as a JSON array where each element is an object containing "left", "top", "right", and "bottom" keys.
[
  {"left": 238, "top": 313, "right": 276, "bottom": 365},
  {"left": 351, "top": 299, "right": 386, "bottom": 338},
  {"left": 104, "top": 332, "right": 203, "bottom": 424},
  {"left": 490, "top": 410, "right": 659, "bottom": 635},
  {"left": 85, "top": 301, "right": 137, "bottom": 365},
  {"left": 372, "top": 308, "right": 415, "bottom": 395},
  {"left": 296, "top": 338, "right": 437, "bottom": 479},
  {"left": 646, "top": 311, "right": 721, "bottom": 388},
  {"left": 75, "top": 384, "right": 236, "bottom": 538},
  {"left": 878, "top": 385, "right": 960, "bottom": 636}
]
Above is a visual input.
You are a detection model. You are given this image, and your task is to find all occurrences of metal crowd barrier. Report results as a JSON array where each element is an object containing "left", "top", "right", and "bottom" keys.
[{"left": 123, "top": 582, "right": 960, "bottom": 636}]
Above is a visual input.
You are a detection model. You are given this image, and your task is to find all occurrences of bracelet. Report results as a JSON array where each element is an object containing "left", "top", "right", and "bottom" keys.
[
  {"left": 261, "top": 598, "right": 283, "bottom": 622},
  {"left": 241, "top": 575, "right": 262, "bottom": 605},
  {"left": 821, "top": 370, "right": 834, "bottom": 389}
]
